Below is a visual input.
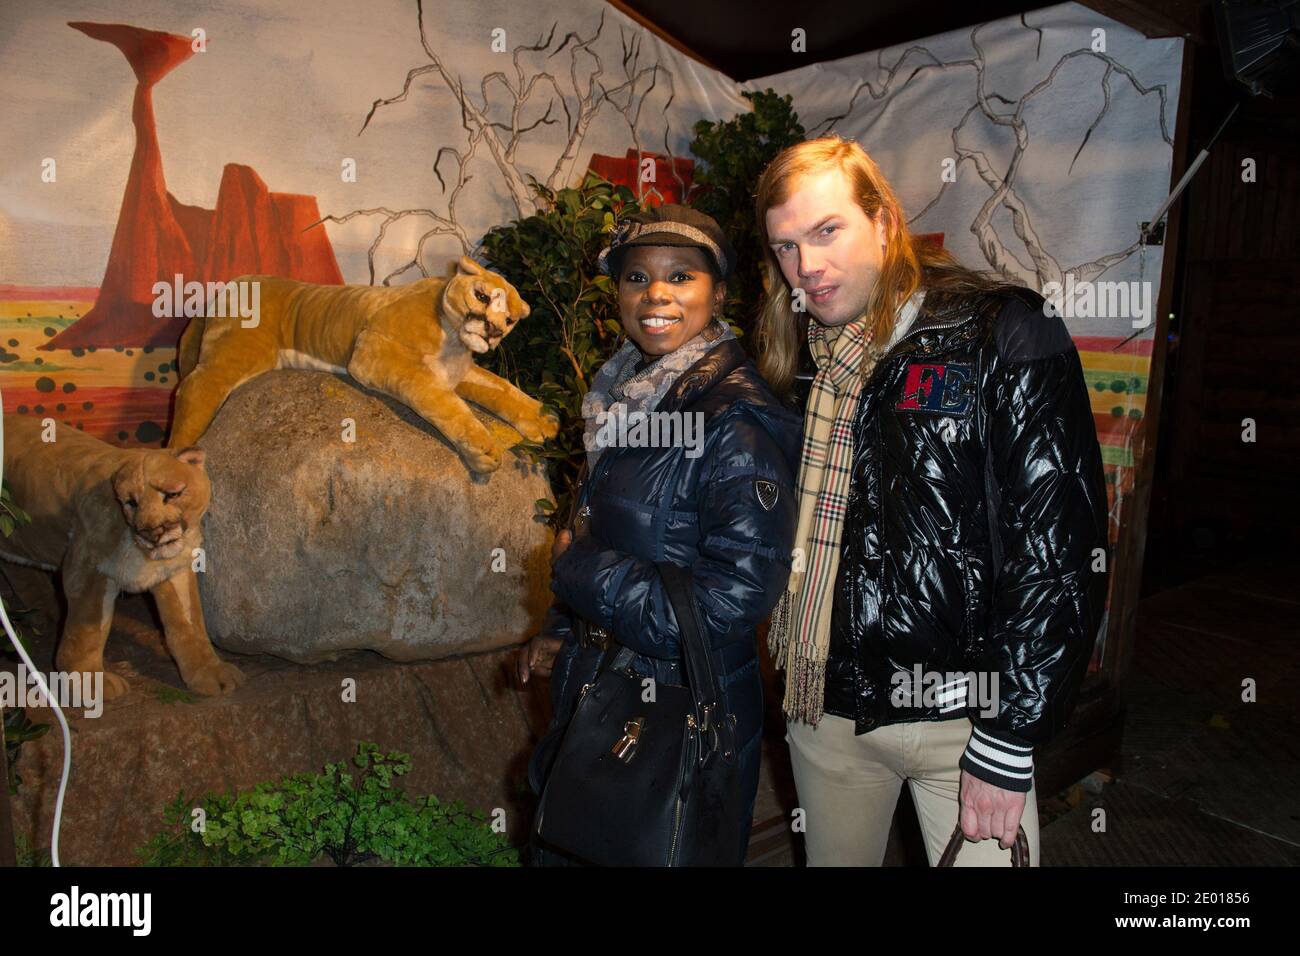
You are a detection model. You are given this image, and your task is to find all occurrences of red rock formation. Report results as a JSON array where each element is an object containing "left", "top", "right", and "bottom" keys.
[
  {"left": 587, "top": 150, "right": 696, "bottom": 206},
  {"left": 45, "top": 22, "right": 342, "bottom": 351},
  {"left": 201, "top": 165, "right": 343, "bottom": 286}
]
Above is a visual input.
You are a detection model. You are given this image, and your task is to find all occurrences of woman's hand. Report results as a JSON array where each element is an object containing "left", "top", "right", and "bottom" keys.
[
  {"left": 517, "top": 530, "right": 576, "bottom": 685},
  {"left": 552, "top": 529, "right": 573, "bottom": 562},
  {"left": 517, "top": 634, "right": 564, "bottom": 684}
]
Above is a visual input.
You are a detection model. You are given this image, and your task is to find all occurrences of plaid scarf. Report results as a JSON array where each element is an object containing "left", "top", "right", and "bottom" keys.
[{"left": 768, "top": 293, "right": 923, "bottom": 724}]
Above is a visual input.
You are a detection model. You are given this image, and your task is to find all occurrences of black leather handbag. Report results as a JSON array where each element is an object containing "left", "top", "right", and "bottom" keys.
[{"left": 532, "top": 560, "right": 744, "bottom": 866}]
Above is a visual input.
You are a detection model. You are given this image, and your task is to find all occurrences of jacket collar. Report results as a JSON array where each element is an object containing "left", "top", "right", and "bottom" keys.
[
  {"left": 795, "top": 289, "right": 1006, "bottom": 381},
  {"left": 875, "top": 290, "right": 1003, "bottom": 363},
  {"left": 655, "top": 337, "right": 747, "bottom": 413}
]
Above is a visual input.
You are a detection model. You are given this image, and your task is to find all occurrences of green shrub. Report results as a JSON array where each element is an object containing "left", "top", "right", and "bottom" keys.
[
  {"left": 136, "top": 742, "right": 519, "bottom": 867},
  {"left": 688, "top": 89, "right": 806, "bottom": 341},
  {"left": 479, "top": 172, "right": 641, "bottom": 527}
]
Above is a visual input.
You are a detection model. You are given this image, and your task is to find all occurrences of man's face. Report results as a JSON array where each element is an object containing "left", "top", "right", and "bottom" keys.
[
  {"left": 765, "top": 167, "right": 888, "bottom": 327},
  {"left": 617, "top": 245, "right": 724, "bottom": 357}
]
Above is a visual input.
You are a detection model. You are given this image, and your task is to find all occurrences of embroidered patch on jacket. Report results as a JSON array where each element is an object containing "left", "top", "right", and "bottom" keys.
[
  {"left": 755, "top": 479, "right": 779, "bottom": 511},
  {"left": 895, "top": 362, "right": 974, "bottom": 415}
]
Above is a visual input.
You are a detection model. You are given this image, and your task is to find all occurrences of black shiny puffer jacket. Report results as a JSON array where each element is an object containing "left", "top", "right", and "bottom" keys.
[{"left": 819, "top": 286, "right": 1110, "bottom": 792}]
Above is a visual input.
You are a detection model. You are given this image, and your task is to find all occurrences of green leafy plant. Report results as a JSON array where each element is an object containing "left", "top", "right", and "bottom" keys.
[
  {"left": 136, "top": 742, "right": 519, "bottom": 867},
  {"left": 479, "top": 172, "right": 642, "bottom": 527},
  {"left": 0, "top": 600, "right": 38, "bottom": 660},
  {"left": 688, "top": 89, "right": 806, "bottom": 341},
  {"left": 154, "top": 686, "right": 196, "bottom": 705},
  {"left": 1, "top": 476, "right": 49, "bottom": 795},
  {"left": 0, "top": 479, "right": 31, "bottom": 538},
  {"left": 14, "top": 833, "right": 51, "bottom": 867},
  {"left": 5, "top": 706, "right": 49, "bottom": 796},
  {"left": 0, "top": 480, "right": 37, "bottom": 659}
]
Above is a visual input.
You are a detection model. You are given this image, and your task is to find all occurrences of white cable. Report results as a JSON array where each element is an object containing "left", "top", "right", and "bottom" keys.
[{"left": 1, "top": 389, "right": 72, "bottom": 867}]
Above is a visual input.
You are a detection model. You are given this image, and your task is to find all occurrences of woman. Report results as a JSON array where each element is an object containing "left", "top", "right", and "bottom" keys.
[{"left": 517, "top": 204, "right": 801, "bottom": 866}]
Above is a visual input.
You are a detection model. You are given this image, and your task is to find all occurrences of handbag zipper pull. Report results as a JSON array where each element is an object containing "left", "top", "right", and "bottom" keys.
[{"left": 611, "top": 717, "right": 644, "bottom": 763}]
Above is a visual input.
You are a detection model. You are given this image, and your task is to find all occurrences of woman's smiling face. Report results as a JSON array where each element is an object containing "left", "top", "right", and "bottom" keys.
[{"left": 617, "top": 245, "right": 725, "bottom": 357}]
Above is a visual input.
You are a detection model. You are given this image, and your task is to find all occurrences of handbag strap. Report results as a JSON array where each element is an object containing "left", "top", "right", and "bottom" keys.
[
  {"left": 565, "top": 460, "right": 590, "bottom": 529},
  {"left": 936, "top": 823, "right": 1030, "bottom": 867},
  {"left": 654, "top": 561, "right": 725, "bottom": 731}
]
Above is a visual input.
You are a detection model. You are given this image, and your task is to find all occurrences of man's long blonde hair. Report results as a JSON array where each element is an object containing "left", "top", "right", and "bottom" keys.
[{"left": 754, "top": 134, "right": 1006, "bottom": 396}]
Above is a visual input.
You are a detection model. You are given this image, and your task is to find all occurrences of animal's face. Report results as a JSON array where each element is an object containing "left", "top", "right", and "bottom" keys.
[
  {"left": 111, "top": 447, "right": 211, "bottom": 561},
  {"left": 440, "top": 255, "right": 531, "bottom": 354}
]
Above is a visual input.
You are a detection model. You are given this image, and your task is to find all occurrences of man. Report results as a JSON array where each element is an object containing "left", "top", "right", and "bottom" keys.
[{"left": 755, "top": 134, "right": 1110, "bottom": 866}]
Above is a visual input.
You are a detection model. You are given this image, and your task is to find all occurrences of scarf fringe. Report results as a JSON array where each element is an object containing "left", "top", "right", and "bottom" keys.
[
  {"left": 782, "top": 647, "right": 827, "bottom": 726},
  {"left": 768, "top": 581, "right": 828, "bottom": 725},
  {"left": 767, "top": 588, "right": 793, "bottom": 668}
]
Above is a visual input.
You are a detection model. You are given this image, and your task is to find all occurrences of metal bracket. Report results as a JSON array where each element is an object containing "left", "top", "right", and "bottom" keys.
[{"left": 1139, "top": 220, "right": 1166, "bottom": 246}]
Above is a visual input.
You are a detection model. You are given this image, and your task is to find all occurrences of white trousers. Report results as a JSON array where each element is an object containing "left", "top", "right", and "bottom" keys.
[{"left": 786, "top": 713, "right": 1040, "bottom": 866}]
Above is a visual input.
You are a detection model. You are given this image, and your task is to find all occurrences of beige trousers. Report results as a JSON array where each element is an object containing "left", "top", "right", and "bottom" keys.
[{"left": 786, "top": 713, "right": 1040, "bottom": 866}]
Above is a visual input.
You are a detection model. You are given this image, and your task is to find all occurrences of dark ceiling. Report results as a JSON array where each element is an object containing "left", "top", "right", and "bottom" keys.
[
  {"left": 617, "top": 0, "right": 1036, "bottom": 80},
  {"left": 614, "top": 0, "right": 1207, "bottom": 80}
]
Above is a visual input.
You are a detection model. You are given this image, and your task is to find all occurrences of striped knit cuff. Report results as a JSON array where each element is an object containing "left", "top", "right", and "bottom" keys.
[{"left": 959, "top": 724, "right": 1034, "bottom": 792}]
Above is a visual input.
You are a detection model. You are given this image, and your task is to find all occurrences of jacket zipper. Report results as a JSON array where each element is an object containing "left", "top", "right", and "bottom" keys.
[
  {"left": 877, "top": 310, "right": 978, "bottom": 364},
  {"left": 853, "top": 307, "right": 981, "bottom": 727}
]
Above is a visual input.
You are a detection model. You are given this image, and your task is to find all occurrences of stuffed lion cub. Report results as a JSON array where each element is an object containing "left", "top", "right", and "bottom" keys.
[
  {"left": 168, "top": 256, "right": 558, "bottom": 473},
  {"left": 0, "top": 414, "right": 245, "bottom": 701}
]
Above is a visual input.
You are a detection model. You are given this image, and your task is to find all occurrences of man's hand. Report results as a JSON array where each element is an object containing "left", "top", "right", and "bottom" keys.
[{"left": 959, "top": 770, "right": 1026, "bottom": 850}]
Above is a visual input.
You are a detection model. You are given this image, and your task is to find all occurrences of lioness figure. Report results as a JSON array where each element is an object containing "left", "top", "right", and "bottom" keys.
[
  {"left": 0, "top": 414, "right": 244, "bottom": 701},
  {"left": 168, "top": 256, "right": 558, "bottom": 472}
]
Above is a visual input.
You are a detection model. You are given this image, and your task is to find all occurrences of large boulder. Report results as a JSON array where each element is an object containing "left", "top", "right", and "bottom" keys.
[{"left": 193, "top": 369, "right": 554, "bottom": 663}]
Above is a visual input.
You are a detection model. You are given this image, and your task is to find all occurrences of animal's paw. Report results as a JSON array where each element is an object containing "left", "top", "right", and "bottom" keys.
[
  {"left": 186, "top": 659, "right": 245, "bottom": 697},
  {"left": 103, "top": 670, "right": 131, "bottom": 701},
  {"left": 466, "top": 445, "right": 502, "bottom": 474},
  {"left": 514, "top": 408, "right": 561, "bottom": 442},
  {"left": 537, "top": 410, "right": 561, "bottom": 440}
]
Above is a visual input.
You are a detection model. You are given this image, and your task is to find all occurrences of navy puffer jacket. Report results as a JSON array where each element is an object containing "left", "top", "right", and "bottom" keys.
[{"left": 528, "top": 337, "right": 801, "bottom": 858}]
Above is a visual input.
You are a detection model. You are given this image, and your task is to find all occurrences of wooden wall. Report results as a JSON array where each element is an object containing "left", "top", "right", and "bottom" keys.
[{"left": 1148, "top": 45, "right": 1300, "bottom": 572}]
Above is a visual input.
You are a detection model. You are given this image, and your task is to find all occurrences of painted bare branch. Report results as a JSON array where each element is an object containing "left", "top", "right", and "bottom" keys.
[
  {"left": 328, "top": 2, "right": 679, "bottom": 282},
  {"left": 813, "top": 17, "right": 1173, "bottom": 291}
]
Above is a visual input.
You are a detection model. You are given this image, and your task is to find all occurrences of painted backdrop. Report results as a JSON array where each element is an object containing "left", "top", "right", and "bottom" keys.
[{"left": 1, "top": 0, "right": 1182, "bottom": 665}]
